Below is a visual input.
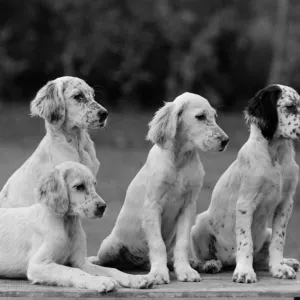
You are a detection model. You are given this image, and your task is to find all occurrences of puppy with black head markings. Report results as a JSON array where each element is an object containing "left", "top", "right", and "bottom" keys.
[
  {"left": 0, "top": 76, "right": 108, "bottom": 208},
  {"left": 89, "top": 92, "right": 229, "bottom": 285},
  {"left": 0, "top": 161, "right": 153, "bottom": 292},
  {"left": 191, "top": 84, "right": 300, "bottom": 283}
]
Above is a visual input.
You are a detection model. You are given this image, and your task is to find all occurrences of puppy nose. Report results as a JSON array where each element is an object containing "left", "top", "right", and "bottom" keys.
[
  {"left": 220, "top": 137, "right": 229, "bottom": 148},
  {"left": 98, "top": 109, "right": 109, "bottom": 123},
  {"left": 95, "top": 202, "right": 106, "bottom": 216}
]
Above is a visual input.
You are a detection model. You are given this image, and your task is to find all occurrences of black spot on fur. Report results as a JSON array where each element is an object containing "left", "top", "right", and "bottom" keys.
[
  {"left": 50, "top": 107, "right": 63, "bottom": 124},
  {"left": 222, "top": 224, "right": 225, "bottom": 228},
  {"left": 245, "top": 85, "right": 281, "bottom": 140},
  {"left": 243, "top": 243, "right": 248, "bottom": 246},
  {"left": 240, "top": 229, "right": 246, "bottom": 234},
  {"left": 239, "top": 209, "right": 247, "bottom": 214}
]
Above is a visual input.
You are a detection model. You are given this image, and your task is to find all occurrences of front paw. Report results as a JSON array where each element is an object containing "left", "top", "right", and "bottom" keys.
[
  {"left": 175, "top": 265, "right": 201, "bottom": 282},
  {"left": 126, "top": 274, "right": 154, "bottom": 289},
  {"left": 149, "top": 265, "right": 170, "bottom": 285},
  {"left": 88, "top": 256, "right": 101, "bottom": 265},
  {"left": 88, "top": 277, "right": 117, "bottom": 293},
  {"left": 283, "top": 258, "right": 300, "bottom": 272},
  {"left": 270, "top": 262, "right": 296, "bottom": 279},
  {"left": 201, "top": 260, "right": 223, "bottom": 274},
  {"left": 233, "top": 265, "right": 257, "bottom": 283}
]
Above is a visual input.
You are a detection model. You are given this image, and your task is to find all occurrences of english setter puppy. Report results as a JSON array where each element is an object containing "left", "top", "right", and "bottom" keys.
[
  {"left": 0, "top": 76, "right": 107, "bottom": 208},
  {"left": 0, "top": 161, "right": 153, "bottom": 292},
  {"left": 191, "top": 84, "right": 300, "bottom": 283},
  {"left": 89, "top": 92, "right": 229, "bottom": 285}
]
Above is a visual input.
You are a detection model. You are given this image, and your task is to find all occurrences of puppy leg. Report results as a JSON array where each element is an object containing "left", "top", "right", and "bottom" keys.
[
  {"left": 190, "top": 212, "right": 223, "bottom": 274},
  {"left": 142, "top": 204, "right": 170, "bottom": 285},
  {"left": 173, "top": 202, "right": 201, "bottom": 282},
  {"left": 254, "top": 228, "right": 299, "bottom": 271},
  {"left": 27, "top": 262, "right": 117, "bottom": 292},
  {"left": 80, "top": 259, "right": 153, "bottom": 289},
  {"left": 233, "top": 202, "right": 257, "bottom": 283},
  {"left": 269, "top": 199, "right": 297, "bottom": 279}
]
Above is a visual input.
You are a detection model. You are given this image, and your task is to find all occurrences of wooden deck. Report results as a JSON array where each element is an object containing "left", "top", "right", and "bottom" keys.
[{"left": 0, "top": 271, "right": 300, "bottom": 299}]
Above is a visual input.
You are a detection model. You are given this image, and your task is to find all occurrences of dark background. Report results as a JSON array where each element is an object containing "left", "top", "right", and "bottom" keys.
[{"left": 1, "top": 0, "right": 300, "bottom": 260}]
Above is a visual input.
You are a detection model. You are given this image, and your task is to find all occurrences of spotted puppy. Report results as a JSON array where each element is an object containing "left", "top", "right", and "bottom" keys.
[
  {"left": 0, "top": 76, "right": 108, "bottom": 208},
  {"left": 0, "top": 161, "right": 153, "bottom": 292},
  {"left": 89, "top": 92, "right": 229, "bottom": 285},
  {"left": 191, "top": 84, "right": 300, "bottom": 283}
]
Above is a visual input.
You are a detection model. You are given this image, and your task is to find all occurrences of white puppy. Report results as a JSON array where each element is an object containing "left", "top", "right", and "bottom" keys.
[
  {"left": 89, "top": 92, "right": 229, "bottom": 285},
  {"left": 0, "top": 76, "right": 107, "bottom": 208},
  {"left": 191, "top": 84, "right": 300, "bottom": 284},
  {"left": 0, "top": 161, "right": 153, "bottom": 292}
]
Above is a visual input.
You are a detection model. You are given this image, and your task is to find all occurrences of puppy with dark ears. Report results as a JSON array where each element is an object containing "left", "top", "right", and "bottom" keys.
[
  {"left": 90, "top": 92, "right": 228, "bottom": 285},
  {"left": 0, "top": 76, "right": 108, "bottom": 209},
  {"left": 191, "top": 84, "right": 300, "bottom": 284},
  {"left": 0, "top": 161, "right": 154, "bottom": 291}
]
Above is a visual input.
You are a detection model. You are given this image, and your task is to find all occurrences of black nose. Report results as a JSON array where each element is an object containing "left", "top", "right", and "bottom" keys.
[
  {"left": 220, "top": 138, "right": 229, "bottom": 148},
  {"left": 98, "top": 110, "right": 108, "bottom": 123},
  {"left": 95, "top": 202, "right": 106, "bottom": 216}
]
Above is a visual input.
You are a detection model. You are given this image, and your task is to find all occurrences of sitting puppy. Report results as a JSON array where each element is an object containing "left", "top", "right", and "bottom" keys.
[
  {"left": 89, "top": 92, "right": 229, "bottom": 285},
  {"left": 191, "top": 84, "right": 300, "bottom": 284},
  {"left": 0, "top": 161, "right": 153, "bottom": 292},
  {"left": 0, "top": 76, "right": 107, "bottom": 208}
]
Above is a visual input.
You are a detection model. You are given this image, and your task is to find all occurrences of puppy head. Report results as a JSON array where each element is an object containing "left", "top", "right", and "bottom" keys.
[
  {"left": 147, "top": 92, "right": 229, "bottom": 152},
  {"left": 36, "top": 161, "right": 106, "bottom": 219},
  {"left": 30, "top": 76, "right": 108, "bottom": 129},
  {"left": 245, "top": 84, "right": 300, "bottom": 140}
]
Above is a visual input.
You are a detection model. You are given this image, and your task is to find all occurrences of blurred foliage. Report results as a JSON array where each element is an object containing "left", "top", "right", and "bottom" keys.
[{"left": 0, "top": 0, "right": 299, "bottom": 109}]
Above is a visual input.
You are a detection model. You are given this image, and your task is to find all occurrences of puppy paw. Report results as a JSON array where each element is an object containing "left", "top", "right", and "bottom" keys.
[
  {"left": 201, "top": 260, "right": 223, "bottom": 274},
  {"left": 126, "top": 274, "right": 154, "bottom": 289},
  {"left": 149, "top": 266, "right": 170, "bottom": 285},
  {"left": 270, "top": 263, "right": 296, "bottom": 279},
  {"left": 87, "top": 277, "right": 117, "bottom": 293},
  {"left": 283, "top": 258, "right": 300, "bottom": 272},
  {"left": 88, "top": 256, "right": 101, "bottom": 265},
  {"left": 233, "top": 265, "right": 257, "bottom": 283},
  {"left": 175, "top": 265, "right": 201, "bottom": 282}
]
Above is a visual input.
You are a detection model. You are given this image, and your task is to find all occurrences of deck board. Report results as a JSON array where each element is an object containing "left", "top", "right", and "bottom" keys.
[{"left": 0, "top": 271, "right": 299, "bottom": 299}]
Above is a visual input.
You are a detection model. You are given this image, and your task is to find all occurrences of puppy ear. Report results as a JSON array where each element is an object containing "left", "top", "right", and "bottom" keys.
[
  {"left": 36, "top": 168, "right": 69, "bottom": 216},
  {"left": 146, "top": 102, "right": 177, "bottom": 148},
  {"left": 245, "top": 85, "right": 282, "bottom": 140},
  {"left": 30, "top": 80, "right": 66, "bottom": 127}
]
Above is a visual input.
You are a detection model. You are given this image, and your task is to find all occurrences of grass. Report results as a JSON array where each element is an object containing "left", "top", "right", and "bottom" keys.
[{"left": 0, "top": 104, "right": 299, "bottom": 260}]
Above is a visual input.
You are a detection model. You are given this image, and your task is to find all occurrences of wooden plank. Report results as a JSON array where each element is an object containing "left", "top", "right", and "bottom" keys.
[{"left": 0, "top": 271, "right": 299, "bottom": 298}]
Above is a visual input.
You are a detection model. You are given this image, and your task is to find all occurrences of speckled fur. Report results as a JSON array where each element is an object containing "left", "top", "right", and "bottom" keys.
[
  {"left": 89, "top": 92, "right": 229, "bottom": 285},
  {"left": 0, "top": 76, "right": 107, "bottom": 208},
  {"left": 191, "top": 84, "right": 300, "bottom": 284}
]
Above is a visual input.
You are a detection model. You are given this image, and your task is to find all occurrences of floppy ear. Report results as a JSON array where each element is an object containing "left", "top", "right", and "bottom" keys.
[
  {"left": 36, "top": 168, "right": 69, "bottom": 216},
  {"left": 30, "top": 80, "right": 66, "bottom": 127},
  {"left": 146, "top": 102, "right": 177, "bottom": 148},
  {"left": 245, "top": 85, "right": 282, "bottom": 140}
]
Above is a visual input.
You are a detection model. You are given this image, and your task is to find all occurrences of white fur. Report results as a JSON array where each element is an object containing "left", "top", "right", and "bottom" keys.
[
  {"left": 89, "top": 92, "right": 229, "bottom": 285},
  {"left": 0, "top": 162, "right": 153, "bottom": 292},
  {"left": 191, "top": 84, "right": 300, "bottom": 283},
  {"left": 0, "top": 76, "right": 108, "bottom": 208}
]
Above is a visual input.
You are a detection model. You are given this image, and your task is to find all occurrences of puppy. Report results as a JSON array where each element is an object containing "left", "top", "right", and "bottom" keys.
[
  {"left": 89, "top": 92, "right": 229, "bottom": 285},
  {"left": 0, "top": 161, "right": 153, "bottom": 292},
  {"left": 0, "top": 76, "right": 107, "bottom": 208},
  {"left": 191, "top": 84, "right": 300, "bottom": 283}
]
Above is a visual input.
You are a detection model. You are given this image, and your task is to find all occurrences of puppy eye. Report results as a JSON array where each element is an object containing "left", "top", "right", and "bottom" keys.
[
  {"left": 196, "top": 114, "right": 206, "bottom": 121},
  {"left": 74, "top": 184, "right": 86, "bottom": 191},
  {"left": 74, "top": 93, "right": 83, "bottom": 100}
]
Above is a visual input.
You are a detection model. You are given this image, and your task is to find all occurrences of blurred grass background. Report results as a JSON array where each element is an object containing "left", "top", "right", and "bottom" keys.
[{"left": 0, "top": 105, "right": 299, "bottom": 261}]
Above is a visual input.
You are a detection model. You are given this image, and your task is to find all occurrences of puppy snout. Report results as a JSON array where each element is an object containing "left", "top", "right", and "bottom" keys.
[
  {"left": 94, "top": 202, "right": 106, "bottom": 217},
  {"left": 97, "top": 109, "right": 109, "bottom": 123},
  {"left": 218, "top": 136, "right": 229, "bottom": 151}
]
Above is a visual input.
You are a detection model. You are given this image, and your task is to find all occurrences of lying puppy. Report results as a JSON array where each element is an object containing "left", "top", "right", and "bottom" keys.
[
  {"left": 191, "top": 84, "right": 300, "bottom": 283},
  {"left": 0, "top": 76, "right": 107, "bottom": 208},
  {"left": 89, "top": 92, "right": 229, "bottom": 285},
  {"left": 0, "top": 161, "right": 152, "bottom": 292}
]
